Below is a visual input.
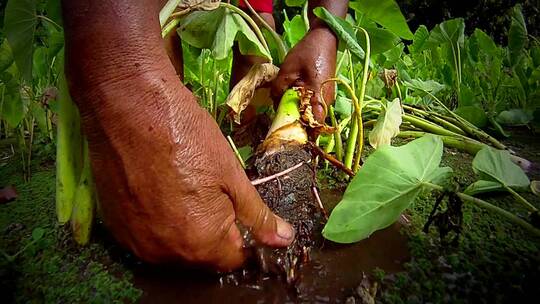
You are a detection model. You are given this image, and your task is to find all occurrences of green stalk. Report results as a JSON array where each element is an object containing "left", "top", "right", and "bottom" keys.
[
  {"left": 161, "top": 19, "right": 181, "bottom": 38},
  {"left": 262, "top": 89, "right": 307, "bottom": 157},
  {"left": 344, "top": 118, "right": 358, "bottom": 169},
  {"left": 37, "top": 15, "right": 62, "bottom": 30},
  {"left": 159, "top": 0, "right": 182, "bottom": 27},
  {"left": 343, "top": 50, "right": 359, "bottom": 170},
  {"left": 397, "top": 131, "right": 486, "bottom": 155},
  {"left": 71, "top": 139, "right": 96, "bottom": 245},
  {"left": 402, "top": 114, "right": 462, "bottom": 137},
  {"left": 352, "top": 28, "right": 371, "bottom": 173},
  {"left": 17, "top": 127, "right": 28, "bottom": 181},
  {"left": 267, "top": 89, "right": 303, "bottom": 136},
  {"left": 328, "top": 106, "right": 343, "bottom": 161},
  {"left": 326, "top": 50, "right": 348, "bottom": 163},
  {"left": 56, "top": 73, "right": 83, "bottom": 225},
  {"left": 425, "top": 91, "right": 507, "bottom": 150},
  {"left": 212, "top": 65, "right": 220, "bottom": 119},
  {"left": 227, "top": 136, "right": 246, "bottom": 169},
  {"left": 302, "top": 1, "right": 310, "bottom": 31},
  {"left": 425, "top": 182, "right": 540, "bottom": 238},
  {"left": 403, "top": 105, "right": 467, "bottom": 135},
  {"left": 504, "top": 186, "right": 538, "bottom": 213}
]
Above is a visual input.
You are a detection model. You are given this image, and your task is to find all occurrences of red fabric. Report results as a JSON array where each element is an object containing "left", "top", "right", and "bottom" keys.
[{"left": 238, "top": 0, "right": 273, "bottom": 13}]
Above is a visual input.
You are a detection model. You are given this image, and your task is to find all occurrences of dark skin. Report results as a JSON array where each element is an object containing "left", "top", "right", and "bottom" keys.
[
  {"left": 273, "top": 0, "right": 349, "bottom": 122},
  {"left": 62, "top": 0, "right": 347, "bottom": 271}
]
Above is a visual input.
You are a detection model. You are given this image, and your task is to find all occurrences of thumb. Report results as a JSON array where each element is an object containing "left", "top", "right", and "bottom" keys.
[{"left": 227, "top": 171, "right": 295, "bottom": 247}]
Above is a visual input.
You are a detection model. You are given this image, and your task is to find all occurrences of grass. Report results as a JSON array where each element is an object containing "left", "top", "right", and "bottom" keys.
[{"left": 0, "top": 145, "right": 141, "bottom": 303}]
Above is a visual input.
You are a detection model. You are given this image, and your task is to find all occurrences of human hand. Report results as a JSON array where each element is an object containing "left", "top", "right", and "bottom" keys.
[
  {"left": 64, "top": 0, "right": 294, "bottom": 272},
  {"left": 75, "top": 82, "right": 294, "bottom": 271},
  {"left": 272, "top": 27, "right": 338, "bottom": 123}
]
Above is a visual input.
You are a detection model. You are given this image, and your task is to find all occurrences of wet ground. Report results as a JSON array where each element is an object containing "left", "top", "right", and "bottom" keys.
[{"left": 132, "top": 190, "right": 410, "bottom": 303}]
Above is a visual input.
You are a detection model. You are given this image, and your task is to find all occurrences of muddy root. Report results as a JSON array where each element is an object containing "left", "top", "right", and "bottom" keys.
[{"left": 253, "top": 145, "right": 325, "bottom": 283}]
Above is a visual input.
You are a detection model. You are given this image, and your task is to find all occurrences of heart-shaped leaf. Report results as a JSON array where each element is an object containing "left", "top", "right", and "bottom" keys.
[
  {"left": 470, "top": 147, "right": 530, "bottom": 192},
  {"left": 464, "top": 180, "right": 504, "bottom": 196},
  {"left": 178, "top": 7, "right": 270, "bottom": 60},
  {"left": 369, "top": 98, "right": 402, "bottom": 149},
  {"left": 349, "top": 0, "right": 413, "bottom": 40},
  {"left": 4, "top": 0, "right": 37, "bottom": 82},
  {"left": 323, "top": 135, "right": 452, "bottom": 243}
]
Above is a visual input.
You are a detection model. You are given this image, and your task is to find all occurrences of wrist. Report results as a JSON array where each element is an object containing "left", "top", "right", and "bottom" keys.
[{"left": 306, "top": 26, "right": 338, "bottom": 48}]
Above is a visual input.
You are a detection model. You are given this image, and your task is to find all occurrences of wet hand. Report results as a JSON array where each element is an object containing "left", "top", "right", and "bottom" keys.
[
  {"left": 272, "top": 28, "right": 338, "bottom": 123},
  {"left": 77, "top": 84, "right": 295, "bottom": 271}
]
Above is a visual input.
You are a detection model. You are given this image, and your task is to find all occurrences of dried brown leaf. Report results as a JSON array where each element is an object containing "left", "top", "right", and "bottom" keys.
[
  {"left": 296, "top": 87, "right": 335, "bottom": 134},
  {"left": 177, "top": 0, "right": 221, "bottom": 15},
  {"left": 226, "top": 63, "right": 279, "bottom": 124}
]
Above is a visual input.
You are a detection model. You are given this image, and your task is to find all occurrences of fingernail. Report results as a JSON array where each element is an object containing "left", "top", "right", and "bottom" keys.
[{"left": 276, "top": 217, "right": 294, "bottom": 241}]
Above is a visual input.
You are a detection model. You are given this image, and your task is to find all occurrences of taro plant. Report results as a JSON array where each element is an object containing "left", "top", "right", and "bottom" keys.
[
  {"left": 324, "top": 135, "right": 540, "bottom": 243},
  {"left": 1, "top": 0, "right": 63, "bottom": 179}
]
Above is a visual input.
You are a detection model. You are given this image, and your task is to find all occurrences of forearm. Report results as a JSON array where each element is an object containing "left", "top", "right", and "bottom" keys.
[
  {"left": 305, "top": 0, "right": 348, "bottom": 52},
  {"left": 308, "top": 0, "right": 349, "bottom": 29},
  {"left": 61, "top": 0, "right": 177, "bottom": 104}
]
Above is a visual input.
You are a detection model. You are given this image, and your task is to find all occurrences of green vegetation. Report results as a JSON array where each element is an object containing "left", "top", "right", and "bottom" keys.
[
  {"left": 0, "top": 152, "right": 141, "bottom": 303},
  {"left": 375, "top": 144, "right": 540, "bottom": 303}
]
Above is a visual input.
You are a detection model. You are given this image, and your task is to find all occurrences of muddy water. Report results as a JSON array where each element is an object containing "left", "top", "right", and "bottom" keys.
[{"left": 132, "top": 189, "right": 409, "bottom": 303}]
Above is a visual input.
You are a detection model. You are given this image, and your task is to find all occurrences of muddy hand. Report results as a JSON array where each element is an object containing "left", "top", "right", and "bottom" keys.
[{"left": 62, "top": 0, "right": 294, "bottom": 271}]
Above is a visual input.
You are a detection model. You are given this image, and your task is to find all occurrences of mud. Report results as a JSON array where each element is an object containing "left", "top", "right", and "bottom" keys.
[
  {"left": 252, "top": 145, "right": 325, "bottom": 282},
  {"left": 132, "top": 189, "right": 410, "bottom": 303}
]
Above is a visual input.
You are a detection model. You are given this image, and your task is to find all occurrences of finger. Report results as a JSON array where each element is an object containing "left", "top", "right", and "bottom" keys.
[
  {"left": 227, "top": 171, "right": 295, "bottom": 248},
  {"left": 208, "top": 217, "right": 246, "bottom": 271},
  {"left": 271, "top": 70, "right": 301, "bottom": 102}
]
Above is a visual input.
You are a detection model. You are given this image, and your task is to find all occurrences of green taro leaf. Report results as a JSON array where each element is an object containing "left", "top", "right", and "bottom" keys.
[
  {"left": 178, "top": 7, "right": 270, "bottom": 60},
  {"left": 360, "top": 27, "right": 400, "bottom": 55},
  {"left": 369, "top": 98, "right": 402, "bottom": 149},
  {"left": 283, "top": 14, "right": 307, "bottom": 48},
  {"left": 470, "top": 147, "right": 530, "bottom": 192},
  {"left": 454, "top": 106, "right": 488, "bottom": 128},
  {"left": 404, "top": 79, "right": 446, "bottom": 96},
  {"left": 323, "top": 135, "right": 452, "bottom": 243},
  {"left": 234, "top": 14, "right": 271, "bottom": 60},
  {"left": 334, "top": 95, "right": 352, "bottom": 118},
  {"left": 349, "top": 0, "right": 413, "bottom": 40},
  {"left": 1, "top": 92, "right": 26, "bottom": 128},
  {"left": 0, "top": 39, "right": 14, "bottom": 73},
  {"left": 379, "top": 42, "right": 404, "bottom": 68},
  {"left": 30, "top": 102, "right": 48, "bottom": 134},
  {"left": 464, "top": 180, "right": 505, "bottom": 196},
  {"left": 46, "top": 0, "right": 63, "bottom": 26},
  {"left": 508, "top": 4, "right": 528, "bottom": 67},
  {"left": 4, "top": 0, "right": 37, "bottom": 82},
  {"left": 178, "top": 9, "right": 224, "bottom": 49},
  {"left": 427, "top": 18, "right": 465, "bottom": 49},
  {"left": 313, "top": 7, "right": 366, "bottom": 60},
  {"left": 470, "top": 29, "right": 498, "bottom": 57},
  {"left": 409, "top": 25, "right": 429, "bottom": 54},
  {"left": 496, "top": 109, "right": 534, "bottom": 126}
]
